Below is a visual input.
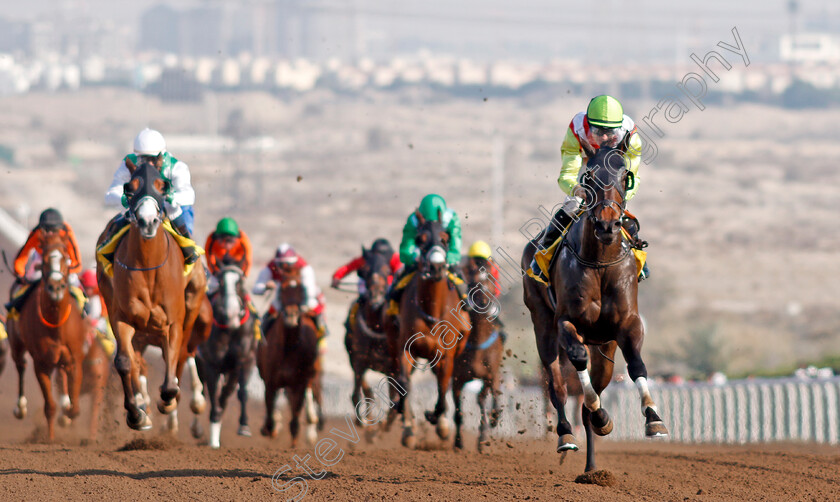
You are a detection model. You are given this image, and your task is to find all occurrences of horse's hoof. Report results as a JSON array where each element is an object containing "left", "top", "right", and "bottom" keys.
[
  {"left": 435, "top": 417, "right": 451, "bottom": 440},
  {"left": 454, "top": 436, "right": 464, "bottom": 450},
  {"left": 13, "top": 397, "right": 27, "bottom": 420},
  {"left": 166, "top": 413, "right": 179, "bottom": 434},
  {"left": 489, "top": 410, "right": 501, "bottom": 428},
  {"left": 591, "top": 408, "right": 613, "bottom": 436},
  {"left": 646, "top": 421, "right": 669, "bottom": 438},
  {"left": 261, "top": 423, "right": 278, "bottom": 438},
  {"left": 238, "top": 425, "right": 252, "bottom": 437},
  {"left": 557, "top": 434, "right": 579, "bottom": 452},
  {"left": 157, "top": 398, "right": 178, "bottom": 415},
  {"left": 364, "top": 427, "right": 377, "bottom": 444},
  {"left": 191, "top": 419, "right": 203, "bottom": 439},
  {"left": 190, "top": 394, "right": 206, "bottom": 415},
  {"left": 401, "top": 428, "right": 416, "bottom": 449},
  {"left": 127, "top": 411, "right": 153, "bottom": 431},
  {"left": 305, "top": 424, "right": 318, "bottom": 445},
  {"left": 58, "top": 415, "right": 72, "bottom": 428},
  {"left": 424, "top": 410, "right": 439, "bottom": 425}
]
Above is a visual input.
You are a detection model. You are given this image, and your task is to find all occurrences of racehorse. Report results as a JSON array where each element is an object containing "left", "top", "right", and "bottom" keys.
[
  {"left": 541, "top": 363, "right": 583, "bottom": 438},
  {"left": 386, "top": 213, "right": 471, "bottom": 448},
  {"left": 452, "top": 254, "right": 504, "bottom": 452},
  {"left": 9, "top": 232, "right": 87, "bottom": 440},
  {"left": 96, "top": 156, "right": 207, "bottom": 431},
  {"left": 257, "top": 265, "right": 322, "bottom": 447},
  {"left": 521, "top": 145, "right": 668, "bottom": 472},
  {"left": 197, "top": 262, "right": 257, "bottom": 448},
  {"left": 344, "top": 245, "right": 394, "bottom": 441}
]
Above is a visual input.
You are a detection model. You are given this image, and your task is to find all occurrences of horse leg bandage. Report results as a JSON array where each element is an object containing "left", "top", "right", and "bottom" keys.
[
  {"left": 634, "top": 377, "right": 658, "bottom": 414},
  {"left": 577, "top": 370, "right": 601, "bottom": 411}
]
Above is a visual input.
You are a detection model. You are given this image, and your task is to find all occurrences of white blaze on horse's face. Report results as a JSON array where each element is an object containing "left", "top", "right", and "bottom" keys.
[
  {"left": 135, "top": 196, "right": 162, "bottom": 238},
  {"left": 222, "top": 269, "right": 242, "bottom": 325},
  {"left": 45, "top": 249, "right": 66, "bottom": 301},
  {"left": 427, "top": 246, "right": 446, "bottom": 265}
]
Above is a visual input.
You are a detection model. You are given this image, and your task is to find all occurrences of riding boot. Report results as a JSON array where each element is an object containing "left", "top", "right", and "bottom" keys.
[
  {"left": 315, "top": 313, "right": 328, "bottom": 337},
  {"left": 529, "top": 208, "right": 573, "bottom": 283},
  {"left": 385, "top": 264, "right": 416, "bottom": 316},
  {"left": 169, "top": 219, "right": 201, "bottom": 266},
  {"left": 621, "top": 214, "right": 650, "bottom": 282},
  {"left": 448, "top": 265, "right": 472, "bottom": 311},
  {"left": 5, "top": 282, "right": 32, "bottom": 319}
]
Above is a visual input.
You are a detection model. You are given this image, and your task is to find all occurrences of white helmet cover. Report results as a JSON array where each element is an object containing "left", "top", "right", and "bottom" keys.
[{"left": 133, "top": 128, "right": 166, "bottom": 156}]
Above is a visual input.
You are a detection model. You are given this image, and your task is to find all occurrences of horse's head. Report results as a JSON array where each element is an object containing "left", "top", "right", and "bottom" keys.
[
  {"left": 40, "top": 232, "right": 69, "bottom": 302},
  {"left": 579, "top": 145, "right": 633, "bottom": 245},
  {"left": 414, "top": 211, "right": 449, "bottom": 281},
  {"left": 359, "top": 245, "right": 391, "bottom": 309},
  {"left": 124, "top": 155, "right": 170, "bottom": 239},
  {"left": 463, "top": 257, "right": 495, "bottom": 310},
  {"left": 277, "top": 266, "right": 305, "bottom": 328},
  {"left": 212, "top": 263, "right": 246, "bottom": 327}
]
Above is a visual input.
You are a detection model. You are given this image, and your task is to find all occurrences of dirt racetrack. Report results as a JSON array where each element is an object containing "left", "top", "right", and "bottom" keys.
[{"left": 0, "top": 375, "right": 837, "bottom": 502}]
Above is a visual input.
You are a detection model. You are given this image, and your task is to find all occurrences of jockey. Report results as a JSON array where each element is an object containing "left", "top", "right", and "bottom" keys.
[
  {"left": 103, "top": 128, "right": 200, "bottom": 264},
  {"left": 529, "top": 95, "right": 649, "bottom": 284},
  {"left": 387, "top": 193, "right": 468, "bottom": 314},
  {"left": 252, "top": 243, "right": 328, "bottom": 338},
  {"left": 466, "top": 240, "right": 508, "bottom": 343},
  {"left": 331, "top": 238, "right": 402, "bottom": 294},
  {"left": 205, "top": 217, "right": 253, "bottom": 294},
  {"left": 5, "top": 208, "right": 85, "bottom": 318},
  {"left": 79, "top": 269, "right": 116, "bottom": 356}
]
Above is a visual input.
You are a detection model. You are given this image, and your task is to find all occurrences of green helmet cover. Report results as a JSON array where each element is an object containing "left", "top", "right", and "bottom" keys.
[
  {"left": 418, "top": 194, "right": 447, "bottom": 221},
  {"left": 215, "top": 217, "right": 239, "bottom": 237},
  {"left": 586, "top": 95, "right": 624, "bottom": 128}
]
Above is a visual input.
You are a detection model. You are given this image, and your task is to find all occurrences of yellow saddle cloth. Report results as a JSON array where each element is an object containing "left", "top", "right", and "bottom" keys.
[
  {"left": 526, "top": 228, "right": 647, "bottom": 286},
  {"left": 96, "top": 219, "right": 203, "bottom": 278}
]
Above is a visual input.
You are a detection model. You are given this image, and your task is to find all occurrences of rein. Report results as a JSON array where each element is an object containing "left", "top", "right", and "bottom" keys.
[
  {"left": 37, "top": 295, "right": 72, "bottom": 328},
  {"left": 561, "top": 238, "right": 631, "bottom": 269},
  {"left": 116, "top": 231, "right": 171, "bottom": 272}
]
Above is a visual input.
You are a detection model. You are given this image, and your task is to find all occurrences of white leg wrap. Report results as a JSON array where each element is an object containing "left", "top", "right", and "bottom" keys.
[
  {"left": 209, "top": 421, "right": 221, "bottom": 449},
  {"left": 60, "top": 394, "right": 71, "bottom": 410},
  {"left": 304, "top": 388, "right": 318, "bottom": 424},
  {"left": 635, "top": 377, "right": 658, "bottom": 414},
  {"left": 577, "top": 370, "right": 601, "bottom": 411}
]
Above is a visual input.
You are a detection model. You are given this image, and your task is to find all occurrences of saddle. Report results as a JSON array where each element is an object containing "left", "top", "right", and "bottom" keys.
[{"left": 96, "top": 219, "right": 203, "bottom": 278}]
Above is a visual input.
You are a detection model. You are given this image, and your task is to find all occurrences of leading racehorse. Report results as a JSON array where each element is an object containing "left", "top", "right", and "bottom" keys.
[
  {"left": 387, "top": 213, "right": 471, "bottom": 448},
  {"left": 522, "top": 145, "right": 668, "bottom": 472},
  {"left": 97, "top": 157, "right": 207, "bottom": 431},
  {"left": 9, "top": 232, "right": 87, "bottom": 440}
]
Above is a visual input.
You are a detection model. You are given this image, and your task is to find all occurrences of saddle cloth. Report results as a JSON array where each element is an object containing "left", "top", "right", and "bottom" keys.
[{"left": 96, "top": 219, "right": 203, "bottom": 278}]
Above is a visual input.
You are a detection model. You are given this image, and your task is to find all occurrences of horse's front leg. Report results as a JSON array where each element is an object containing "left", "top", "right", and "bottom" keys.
[
  {"left": 11, "top": 329, "right": 28, "bottom": 419},
  {"left": 619, "top": 318, "right": 669, "bottom": 439},
  {"left": 158, "top": 321, "right": 182, "bottom": 414},
  {"left": 559, "top": 320, "right": 612, "bottom": 433},
  {"left": 187, "top": 356, "right": 206, "bottom": 415},
  {"left": 537, "top": 319, "right": 576, "bottom": 451},
  {"left": 34, "top": 363, "right": 57, "bottom": 440},
  {"left": 205, "top": 363, "right": 223, "bottom": 448},
  {"left": 426, "top": 355, "right": 454, "bottom": 441},
  {"left": 582, "top": 341, "right": 617, "bottom": 472},
  {"left": 237, "top": 363, "right": 252, "bottom": 437},
  {"left": 452, "top": 373, "right": 465, "bottom": 450},
  {"left": 114, "top": 321, "right": 150, "bottom": 430},
  {"left": 63, "top": 346, "right": 84, "bottom": 422}
]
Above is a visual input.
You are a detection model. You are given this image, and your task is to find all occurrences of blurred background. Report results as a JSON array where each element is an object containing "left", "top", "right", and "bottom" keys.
[{"left": 0, "top": 0, "right": 839, "bottom": 386}]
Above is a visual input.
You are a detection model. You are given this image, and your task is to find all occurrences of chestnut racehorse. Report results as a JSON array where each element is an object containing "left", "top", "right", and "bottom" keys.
[
  {"left": 522, "top": 145, "right": 668, "bottom": 473},
  {"left": 452, "top": 254, "right": 504, "bottom": 452},
  {"left": 9, "top": 232, "right": 87, "bottom": 440},
  {"left": 197, "top": 263, "right": 257, "bottom": 448},
  {"left": 387, "top": 213, "right": 470, "bottom": 448},
  {"left": 96, "top": 157, "right": 207, "bottom": 431},
  {"left": 257, "top": 265, "right": 322, "bottom": 446},
  {"left": 344, "top": 245, "right": 393, "bottom": 440}
]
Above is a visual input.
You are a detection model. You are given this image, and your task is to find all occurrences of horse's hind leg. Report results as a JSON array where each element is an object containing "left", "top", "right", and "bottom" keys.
[
  {"left": 114, "top": 321, "right": 151, "bottom": 430},
  {"left": 287, "top": 385, "right": 306, "bottom": 448},
  {"left": 34, "top": 365, "right": 57, "bottom": 440},
  {"left": 63, "top": 351, "right": 84, "bottom": 423},
  {"left": 303, "top": 386, "right": 318, "bottom": 445},
  {"left": 260, "top": 382, "right": 279, "bottom": 438},
  {"left": 452, "top": 375, "right": 465, "bottom": 450},
  {"left": 619, "top": 322, "right": 669, "bottom": 439},
  {"left": 582, "top": 341, "right": 617, "bottom": 473},
  {"left": 206, "top": 366, "right": 223, "bottom": 448},
  {"left": 187, "top": 356, "right": 206, "bottom": 414}
]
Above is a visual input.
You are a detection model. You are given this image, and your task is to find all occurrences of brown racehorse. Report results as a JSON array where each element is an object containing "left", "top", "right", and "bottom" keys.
[
  {"left": 257, "top": 265, "right": 322, "bottom": 447},
  {"left": 343, "top": 245, "right": 393, "bottom": 441},
  {"left": 96, "top": 157, "right": 207, "bottom": 431},
  {"left": 522, "top": 145, "right": 668, "bottom": 473},
  {"left": 541, "top": 363, "right": 584, "bottom": 437},
  {"left": 55, "top": 329, "right": 111, "bottom": 442},
  {"left": 9, "top": 232, "right": 87, "bottom": 440},
  {"left": 387, "top": 213, "right": 470, "bottom": 448},
  {"left": 452, "top": 255, "right": 504, "bottom": 452}
]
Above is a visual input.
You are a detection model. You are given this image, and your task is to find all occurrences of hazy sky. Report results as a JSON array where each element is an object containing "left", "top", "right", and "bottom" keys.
[{"left": 5, "top": 0, "right": 840, "bottom": 64}]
